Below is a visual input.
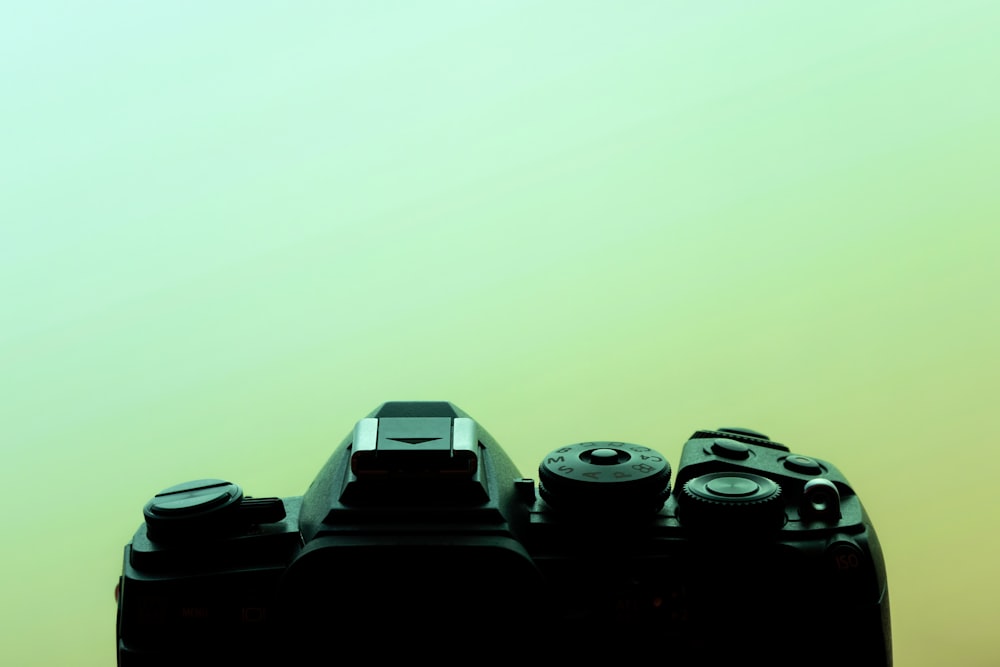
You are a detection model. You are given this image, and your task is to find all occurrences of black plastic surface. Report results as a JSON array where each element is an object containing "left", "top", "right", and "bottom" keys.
[{"left": 116, "top": 404, "right": 891, "bottom": 666}]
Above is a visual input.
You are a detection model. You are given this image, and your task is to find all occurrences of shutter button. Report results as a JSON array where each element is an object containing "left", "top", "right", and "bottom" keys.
[{"left": 710, "top": 438, "right": 752, "bottom": 460}]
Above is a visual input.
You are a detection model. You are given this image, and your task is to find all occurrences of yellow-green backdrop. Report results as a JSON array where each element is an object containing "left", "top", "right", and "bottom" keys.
[{"left": 3, "top": 3, "right": 997, "bottom": 665}]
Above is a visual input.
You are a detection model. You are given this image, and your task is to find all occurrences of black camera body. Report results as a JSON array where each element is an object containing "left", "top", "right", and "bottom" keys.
[{"left": 116, "top": 402, "right": 891, "bottom": 665}]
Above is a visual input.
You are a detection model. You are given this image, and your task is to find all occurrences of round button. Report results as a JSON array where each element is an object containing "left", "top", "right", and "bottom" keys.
[
  {"left": 710, "top": 438, "right": 752, "bottom": 460},
  {"left": 584, "top": 448, "right": 626, "bottom": 465},
  {"left": 783, "top": 455, "right": 823, "bottom": 475},
  {"left": 704, "top": 476, "right": 761, "bottom": 498},
  {"left": 538, "top": 442, "right": 671, "bottom": 513},
  {"left": 679, "top": 472, "right": 784, "bottom": 530},
  {"left": 825, "top": 541, "right": 869, "bottom": 593}
]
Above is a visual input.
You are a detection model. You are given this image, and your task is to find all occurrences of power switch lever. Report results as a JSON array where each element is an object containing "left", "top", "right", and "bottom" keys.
[{"left": 801, "top": 478, "right": 842, "bottom": 521}]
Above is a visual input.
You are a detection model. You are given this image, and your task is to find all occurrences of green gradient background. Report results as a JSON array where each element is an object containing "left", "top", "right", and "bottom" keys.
[{"left": 2, "top": 3, "right": 997, "bottom": 664}]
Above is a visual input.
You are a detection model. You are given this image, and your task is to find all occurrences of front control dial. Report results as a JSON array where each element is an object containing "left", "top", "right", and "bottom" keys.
[
  {"left": 679, "top": 472, "right": 784, "bottom": 530},
  {"left": 538, "top": 442, "right": 671, "bottom": 514}
]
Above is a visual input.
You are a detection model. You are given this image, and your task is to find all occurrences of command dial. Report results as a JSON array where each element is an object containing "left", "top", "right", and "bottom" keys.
[
  {"left": 538, "top": 442, "right": 671, "bottom": 514},
  {"left": 679, "top": 472, "right": 784, "bottom": 530}
]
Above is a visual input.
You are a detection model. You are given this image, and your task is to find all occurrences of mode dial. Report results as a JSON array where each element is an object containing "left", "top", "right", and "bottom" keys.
[{"left": 538, "top": 442, "right": 671, "bottom": 514}]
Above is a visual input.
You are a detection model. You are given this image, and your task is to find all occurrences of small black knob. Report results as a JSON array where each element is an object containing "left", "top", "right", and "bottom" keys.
[
  {"left": 783, "top": 455, "right": 824, "bottom": 475},
  {"left": 538, "top": 442, "right": 671, "bottom": 514},
  {"left": 710, "top": 438, "right": 752, "bottom": 460},
  {"left": 142, "top": 479, "right": 243, "bottom": 541},
  {"left": 801, "top": 478, "right": 842, "bottom": 521}
]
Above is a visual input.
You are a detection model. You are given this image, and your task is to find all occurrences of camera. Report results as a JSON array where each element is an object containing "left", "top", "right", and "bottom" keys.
[{"left": 116, "top": 401, "right": 890, "bottom": 665}]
